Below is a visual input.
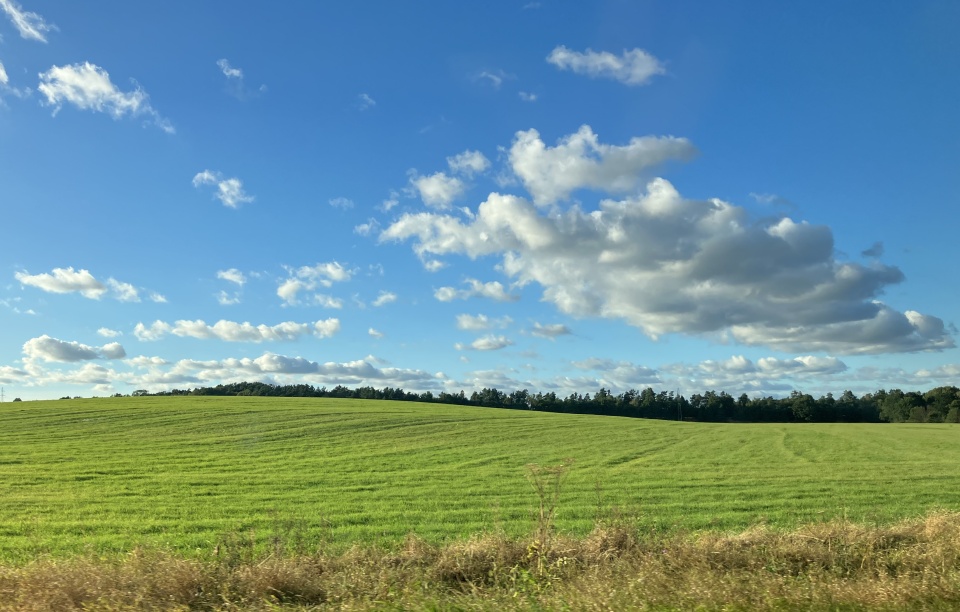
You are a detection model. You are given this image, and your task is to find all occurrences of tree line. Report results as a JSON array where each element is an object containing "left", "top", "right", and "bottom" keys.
[{"left": 130, "top": 382, "right": 960, "bottom": 423}]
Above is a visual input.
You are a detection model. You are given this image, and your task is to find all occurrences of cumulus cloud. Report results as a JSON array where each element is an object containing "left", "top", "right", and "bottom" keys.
[
  {"left": 456, "top": 314, "right": 513, "bottom": 331},
  {"left": 0, "top": 0, "right": 55, "bottom": 42},
  {"left": 354, "top": 219, "right": 380, "bottom": 236},
  {"left": 192, "top": 170, "right": 254, "bottom": 208},
  {"left": 133, "top": 321, "right": 172, "bottom": 341},
  {"left": 530, "top": 322, "right": 572, "bottom": 338},
  {"left": 409, "top": 171, "right": 465, "bottom": 209},
  {"left": 107, "top": 278, "right": 139, "bottom": 302},
  {"left": 217, "top": 268, "right": 246, "bottom": 286},
  {"left": 23, "top": 335, "right": 126, "bottom": 362},
  {"left": 132, "top": 318, "right": 340, "bottom": 343},
  {"left": 368, "top": 327, "right": 384, "bottom": 339},
  {"left": 277, "top": 262, "right": 354, "bottom": 306},
  {"left": 433, "top": 278, "right": 519, "bottom": 302},
  {"left": 382, "top": 127, "right": 952, "bottom": 355},
  {"left": 455, "top": 335, "right": 514, "bottom": 351},
  {"left": 447, "top": 150, "right": 490, "bottom": 177},
  {"left": 97, "top": 327, "right": 121, "bottom": 338},
  {"left": 38, "top": 62, "right": 173, "bottom": 132},
  {"left": 547, "top": 45, "right": 665, "bottom": 86},
  {"left": 16, "top": 267, "right": 106, "bottom": 298},
  {"left": 509, "top": 126, "right": 696, "bottom": 205}
]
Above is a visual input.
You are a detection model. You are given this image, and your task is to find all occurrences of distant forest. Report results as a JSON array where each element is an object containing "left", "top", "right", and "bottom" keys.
[{"left": 129, "top": 382, "right": 960, "bottom": 424}]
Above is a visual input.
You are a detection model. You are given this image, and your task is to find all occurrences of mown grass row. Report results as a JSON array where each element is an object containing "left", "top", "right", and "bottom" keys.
[
  {"left": 2, "top": 396, "right": 960, "bottom": 561},
  {"left": 2, "top": 510, "right": 960, "bottom": 610}
]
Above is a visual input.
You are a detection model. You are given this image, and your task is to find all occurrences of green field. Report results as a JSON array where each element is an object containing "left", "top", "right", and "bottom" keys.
[{"left": 1, "top": 396, "right": 959, "bottom": 561}]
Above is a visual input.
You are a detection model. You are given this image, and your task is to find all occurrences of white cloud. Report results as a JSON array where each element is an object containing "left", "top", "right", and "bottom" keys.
[
  {"left": 329, "top": 197, "right": 354, "bottom": 210},
  {"left": 518, "top": 91, "right": 537, "bottom": 102},
  {"left": 132, "top": 318, "right": 340, "bottom": 343},
  {"left": 278, "top": 262, "right": 354, "bottom": 306},
  {"left": 217, "top": 268, "right": 246, "bottom": 286},
  {"left": 530, "top": 322, "right": 572, "bottom": 339},
  {"left": 380, "top": 190, "right": 400, "bottom": 212},
  {"left": 97, "top": 328, "right": 121, "bottom": 338},
  {"left": 217, "top": 58, "right": 242, "bottom": 79},
  {"left": 150, "top": 293, "right": 167, "bottom": 304},
  {"left": 357, "top": 93, "right": 376, "bottom": 110},
  {"left": 312, "top": 294, "right": 344, "bottom": 309},
  {"left": 38, "top": 62, "right": 173, "bottom": 132},
  {"left": 354, "top": 219, "right": 381, "bottom": 236},
  {"left": 372, "top": 291, "right": 397, "bottom": 307},
  {"left": 0, "top": 61, "right": 7, "bottom": 85},
  {"left": 193, "top": 170, "right": 254, "bottom": 208},
  {"left": 215, "top": 58, "right": 265, "bottom": 98},
  {"left": 383, "top": 139, "right": 952, "bottom": 355},
  {"left": 433, "top": 278, "right": 519, "bottom": 302},
  {"left": 547, "top": 45, "right": 665, "bottom": 86},
  {"left": 217, "top": 291, "right": 241, "bottom": 306},
  {"left": 409, "top": 171, "right": 465, "bottom": 209},
  {"left": 476, "top": 69, "right": 510, "bottom": 89},
  {"left": 16, "top": 267, "right": 106, "bottom": 299},
  {"left": 456, "top": 314, "right": 513, "bottom": 331},
  {"left": 23, "top": 335, "right": 126, "bottom": 362},
  {"left": 133, "top": 321, "right": 172, "bottom": 341},
  {"left": 509, "top": 125, "right": 696, "bottom": 205},
  {"left": 571, "top": 357, "right": 661, "bottom": 388},
  {"left": 368, "top": 327, "right": 384, "bottom": 339},
  {"left": 107, "top": 278, "right": 140, "bottom": 302},
  {"left": 447, "top": 150, "right": 490, "bottom": 177},
  {"left": 455, "top": 335, "right": 514, "bottom": 351},
  {"left": 0, "top": 0, "right": 55, "bottom": 42}
]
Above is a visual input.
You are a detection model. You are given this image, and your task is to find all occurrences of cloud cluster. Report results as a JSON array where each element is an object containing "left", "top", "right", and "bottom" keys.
[
  {"left": 277, "top": 262, "right": 354, "bottom": 306},
  {"left": 193, "top": 170, "right": 254, "bottom": 208},
  {"left": 547, "top": 46, "right": 665, "bottom": 86},
  {"left": 38, "top": 62, "right": 173, "bottom": 132},
  {"left": 133, "top": 318, "right": 340, "bottom": 343},
  {"left": 383, "top": 126, "right": 952, "bottom": 355}
]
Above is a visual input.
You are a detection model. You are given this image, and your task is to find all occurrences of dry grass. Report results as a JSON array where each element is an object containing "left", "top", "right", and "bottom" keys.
[{"left": 1, "top": 511, "right": 959, "bottom": 610}]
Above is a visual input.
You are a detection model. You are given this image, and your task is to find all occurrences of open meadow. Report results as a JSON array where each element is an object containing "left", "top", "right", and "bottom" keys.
[{"left": 1, "top": 396, "right": 959, "bottom": 561}]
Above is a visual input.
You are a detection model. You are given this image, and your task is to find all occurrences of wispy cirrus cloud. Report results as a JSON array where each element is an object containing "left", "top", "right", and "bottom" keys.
[
  {"left": 38, "top": 62, "right": 173, "bottom": 132},
  {"left": 0, "top": 0, "right": 56, "bottom": 42}
]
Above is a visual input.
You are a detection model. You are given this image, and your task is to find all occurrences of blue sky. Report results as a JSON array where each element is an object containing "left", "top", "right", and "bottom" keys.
[{"left": 2, "top": 1, "right": 959, "bottom": 401}]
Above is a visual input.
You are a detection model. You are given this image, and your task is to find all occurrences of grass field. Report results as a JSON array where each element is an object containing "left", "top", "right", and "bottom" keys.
[{"left": 1, "top": 396, "right": 959, "bottom": 562}]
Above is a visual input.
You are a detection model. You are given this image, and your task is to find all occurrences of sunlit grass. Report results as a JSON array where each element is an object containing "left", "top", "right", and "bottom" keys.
[{"left": 1, "top": 396, "right": 959, "bottom": 561}]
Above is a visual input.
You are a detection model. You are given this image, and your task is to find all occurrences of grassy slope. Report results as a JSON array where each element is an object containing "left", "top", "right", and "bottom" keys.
[{"left": 1, "top": 396, "right": 958, "bottom": 561}]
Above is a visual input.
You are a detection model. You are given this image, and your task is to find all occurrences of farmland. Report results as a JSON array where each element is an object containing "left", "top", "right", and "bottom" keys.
[{"left": 1, "top": 396, "right": 958, "bottom": 562}]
